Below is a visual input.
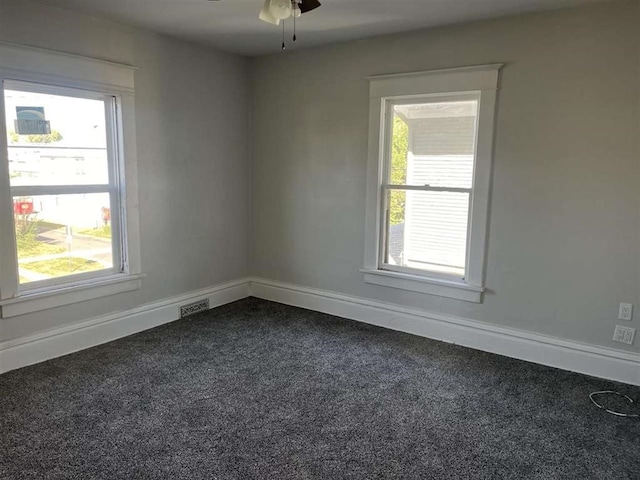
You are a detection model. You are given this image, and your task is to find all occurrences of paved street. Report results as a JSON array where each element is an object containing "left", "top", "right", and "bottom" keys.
[{"left": 37, "top": 225, "right": 112, "bottom": 254}]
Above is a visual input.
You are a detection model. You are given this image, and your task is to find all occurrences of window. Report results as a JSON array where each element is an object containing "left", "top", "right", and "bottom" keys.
[
  {"left": 362, "top": 65, "right": 501, "bottom": 303},
  {"left": 0, "top": 43, "right": 142, "bottom": 317},
  {"left": 5, "top": 83, "right": 122, "bottom": 286}
]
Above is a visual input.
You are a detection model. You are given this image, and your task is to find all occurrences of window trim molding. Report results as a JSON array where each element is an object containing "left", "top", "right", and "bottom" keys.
[
  {"left": 363, "top": 64, "right": 502, "bottom": 303},
  {"left": 0, "top": 42, "right": 142, "bottom": 317},
  {"left": 0, "top": 41, "right": 137, "bottom": 95},
  {"left": 0, "top": 273, "right": 145, "bottom": 318},
  {"left": 360, "top": 269, "right": 484, "bottom": 303}
]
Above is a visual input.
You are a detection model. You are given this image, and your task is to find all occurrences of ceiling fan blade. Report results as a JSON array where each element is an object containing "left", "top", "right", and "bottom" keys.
[
  {"left": 299, "top": 0, "right": 321, "bottom": 14},
  {"left": 259, "top": 0, "right": 280, "bottom": 25}
]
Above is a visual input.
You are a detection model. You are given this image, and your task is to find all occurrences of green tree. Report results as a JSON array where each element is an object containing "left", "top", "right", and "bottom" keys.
[
  {"left": 9, "top": 130, "right": 63, "bottom": 144},
  {"left": 14, "top": 209, "right": 41, "bottom": 254},
  {"left": 389, "top": 115, "right": 408, "bottom": 225}
]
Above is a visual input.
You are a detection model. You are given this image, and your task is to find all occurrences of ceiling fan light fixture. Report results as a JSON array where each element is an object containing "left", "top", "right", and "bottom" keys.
[
  {"left": 299, "top": 0, "right": 321, "bottom": 14},
  {"left": 255, "top": 0, "right": 322, "bottom": 49},
  {"left": 292, "top": 2, "right": 302, "bottom": 18},
  {"left": 259, "top": 0, "right": 281, "bottom": 24},
  {"left": 268, "top": 0, "right": 292, "bottom": 20}
]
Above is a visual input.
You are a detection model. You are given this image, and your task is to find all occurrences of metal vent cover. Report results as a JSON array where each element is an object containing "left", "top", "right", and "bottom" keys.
[{"left": 180, "top": 299, "right": 210, "bottom": 318}]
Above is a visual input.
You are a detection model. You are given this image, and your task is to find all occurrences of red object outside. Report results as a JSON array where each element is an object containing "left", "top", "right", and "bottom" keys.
[{"left": 13, "top": 201, "right": 34, "bottom": 215}]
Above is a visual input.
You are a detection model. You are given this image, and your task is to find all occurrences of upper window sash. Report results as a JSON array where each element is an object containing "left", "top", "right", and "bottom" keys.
[
  {"left": 5, "top": 80, "right": 119, "bottom": 191},
  {"left": 382, "top": 92, "right": 481, "bottom": 185}
]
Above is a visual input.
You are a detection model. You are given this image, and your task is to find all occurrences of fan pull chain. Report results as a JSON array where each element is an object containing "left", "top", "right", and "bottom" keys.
[
  {"left": 282, "top": 20, "right": 286, "bottom": 50},
  {"left": 293, "top": 6, "right": 297, "bottom": 42}
]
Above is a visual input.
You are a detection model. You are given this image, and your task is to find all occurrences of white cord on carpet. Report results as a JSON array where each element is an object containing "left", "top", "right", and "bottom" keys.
[{"left": 589, "top": 391, "right": 639, "bottom": 418}]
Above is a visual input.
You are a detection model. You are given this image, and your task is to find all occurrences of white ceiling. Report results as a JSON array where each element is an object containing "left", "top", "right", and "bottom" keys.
[{"left": 39, "top": 0, "right": 613, "bottom": 57}]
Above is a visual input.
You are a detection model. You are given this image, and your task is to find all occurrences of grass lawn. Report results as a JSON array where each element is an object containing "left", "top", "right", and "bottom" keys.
[
  {"left": 25, "top": 257, "right": 104, "bottom": 277},
  {"left": 17, "top": 240, "right": 66, "bottom": 258},
  {"left": 80, "top": 225, "right": 111, "bottom": 239},
  {"left": 16, "top": 220, "right": 66, "bottom": 258}
]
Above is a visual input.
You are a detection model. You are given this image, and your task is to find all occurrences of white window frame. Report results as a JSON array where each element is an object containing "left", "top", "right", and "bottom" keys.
[
  {"left": 362, "top": 65, "right": 502, "bottom": 303},
  {"left": 0, "top": 42, "right": 143, "bottom": 318}
]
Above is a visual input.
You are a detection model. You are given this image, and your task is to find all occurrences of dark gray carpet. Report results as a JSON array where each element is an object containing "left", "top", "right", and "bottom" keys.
[{"left": 1, "top": 298, "right": 639, "bottom": 479}]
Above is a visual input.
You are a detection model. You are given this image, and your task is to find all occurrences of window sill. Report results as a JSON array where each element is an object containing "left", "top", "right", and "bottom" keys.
[
  {"left": 0, "top": 273, "right": 145, "bottom": 318},
  {"left": 360, "top": 269, "right": 484, "bottom": 303}
]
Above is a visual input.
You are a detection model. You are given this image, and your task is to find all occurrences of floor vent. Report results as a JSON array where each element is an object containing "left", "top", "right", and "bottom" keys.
[{"left": 180, "top": 299, "right": 210, "bottom": 318}]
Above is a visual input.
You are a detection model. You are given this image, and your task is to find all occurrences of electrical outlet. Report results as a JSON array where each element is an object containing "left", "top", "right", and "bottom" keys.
[
  {"left": 618, "top": 303, "right": 633, "bottom": 321},
  {"left": 613, "top": 325, "right": 636, "bottom": 345}
]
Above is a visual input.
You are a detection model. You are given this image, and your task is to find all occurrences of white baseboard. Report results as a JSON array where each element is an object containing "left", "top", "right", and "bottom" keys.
[
  {"left": 0, "top": 278, "right": 250, "bottom": 374},
  {"left": 3, "top": 275, "right": 639, "bottom": 386},
  {"left": 249, "top": 277, "right": 640, "bottom": 386}
]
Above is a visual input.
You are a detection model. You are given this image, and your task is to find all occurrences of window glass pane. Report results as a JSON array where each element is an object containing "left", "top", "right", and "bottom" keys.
[
  {"left": 4, "top": 88, "right": 110, "bottom": 186},
  {"left": 385, "top": 189, "right": 469, "bottom": 277},
  {"left": 14, "top": 193, "right": 114, "bottom": 285},
  {"left": 389, "top": 100, "right": 478, "bottom": 188},
  {"left": 386, "top": 189, "right": 407, "bottom": 265}
]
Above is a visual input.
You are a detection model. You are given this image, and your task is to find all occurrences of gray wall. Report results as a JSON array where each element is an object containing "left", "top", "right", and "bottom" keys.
[
  {"left": 0, "top": 0, "right": 251, "bottom": 341},
  {"left": 250, "top": 1, "right": 640, "bottom": 352},
  {"left": 2, "top": 0, "right": 638, "bottom": 356}
]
